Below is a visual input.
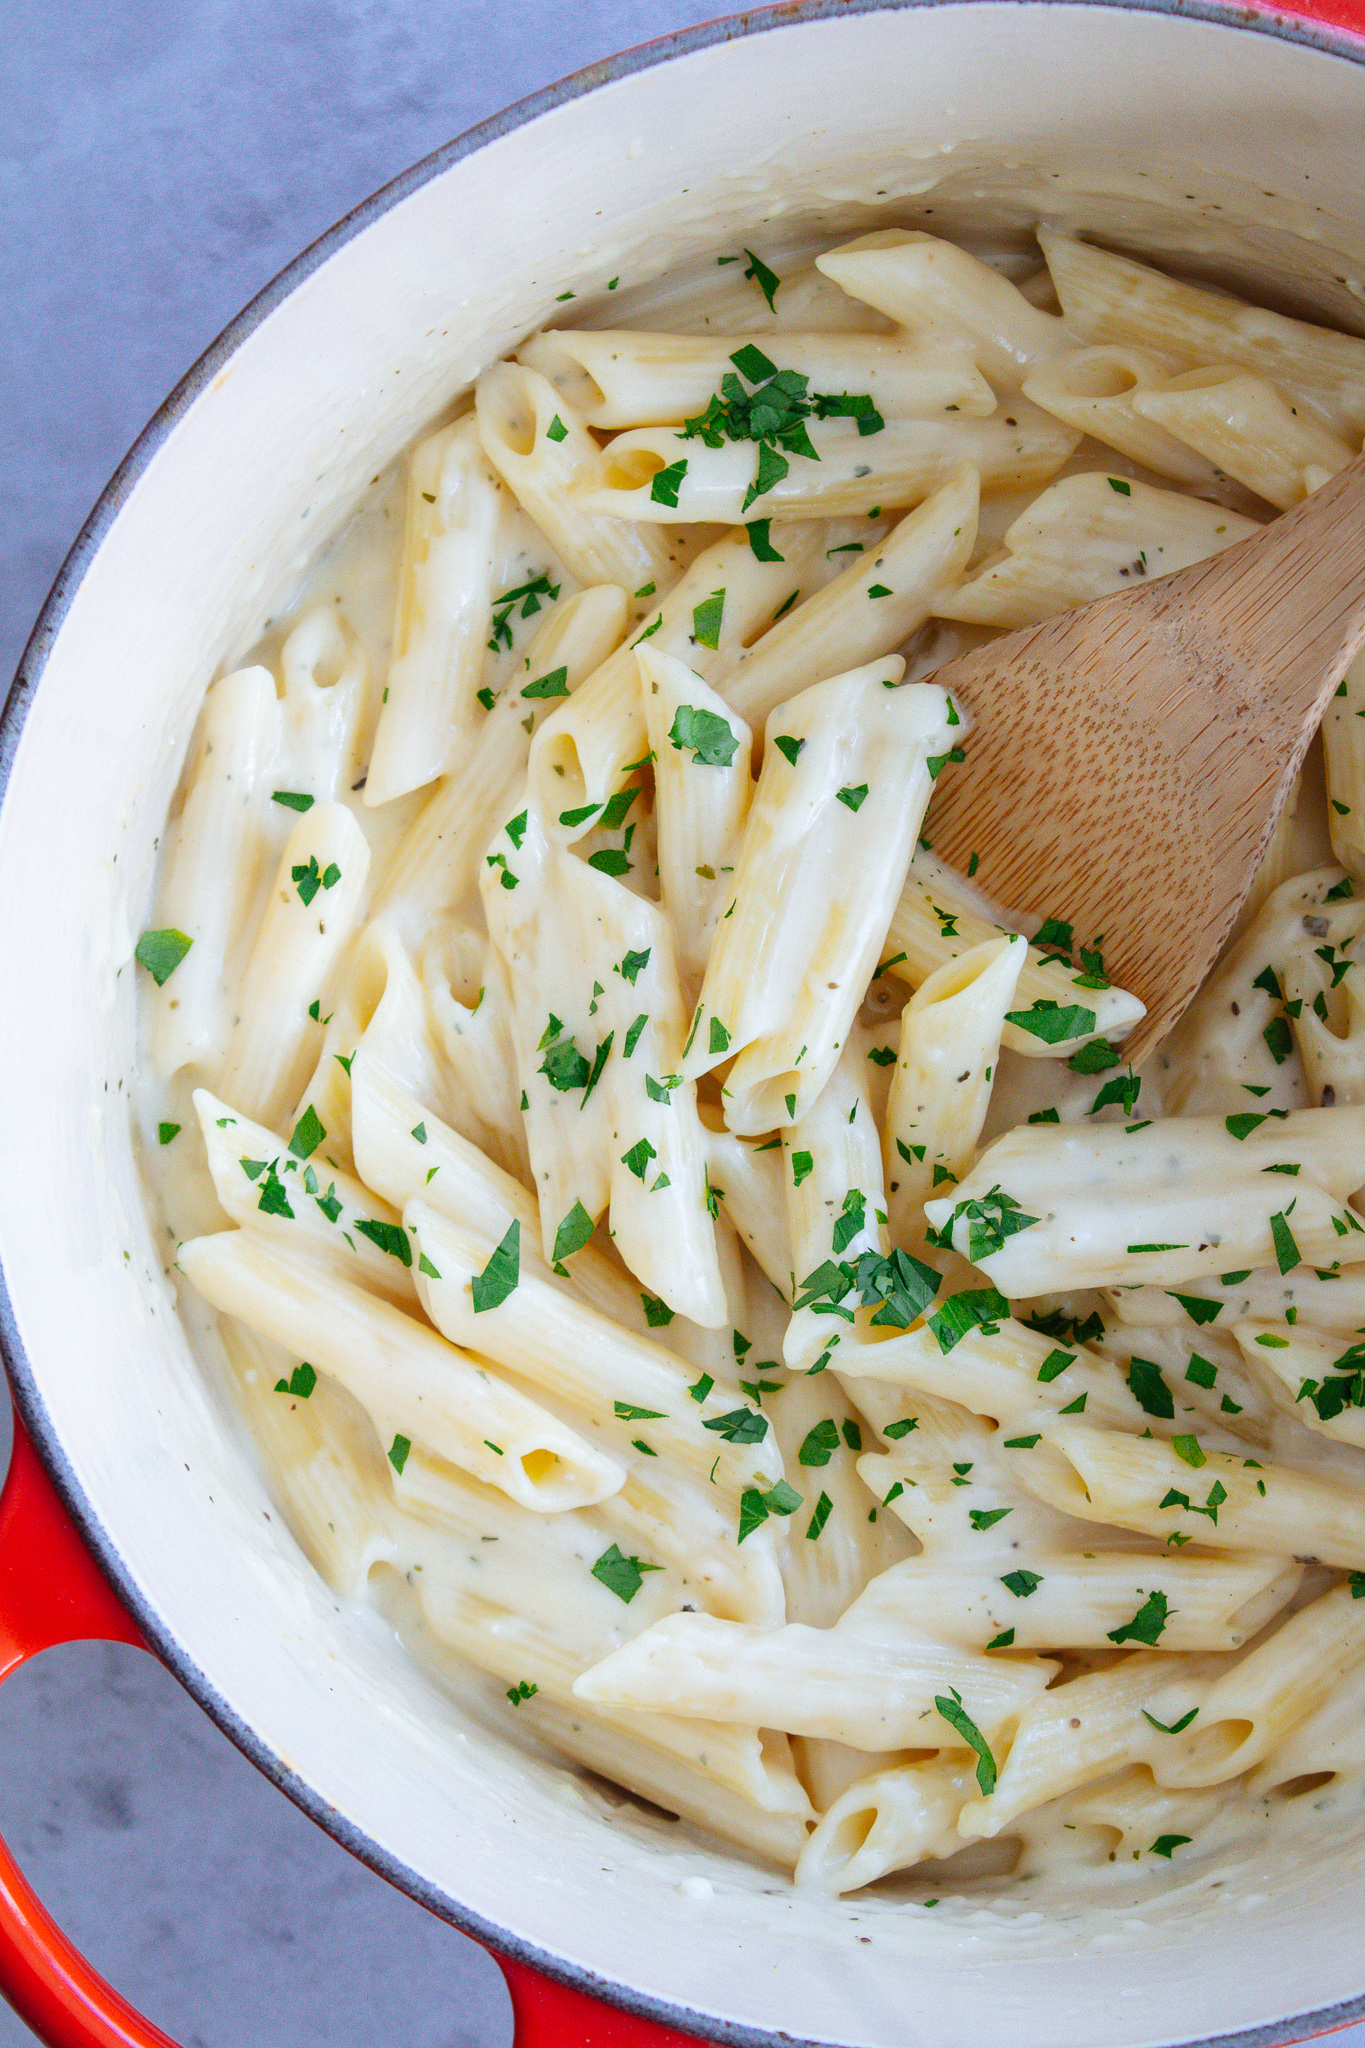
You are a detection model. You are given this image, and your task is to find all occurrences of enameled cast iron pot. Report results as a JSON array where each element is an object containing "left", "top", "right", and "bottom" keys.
[{"left": 7, "top": 5, "right": 1365, "bottom": 2043}]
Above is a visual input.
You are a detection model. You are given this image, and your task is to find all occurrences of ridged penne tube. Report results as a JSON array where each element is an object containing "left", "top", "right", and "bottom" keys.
[
  {"left": 528, "top": 526, "right": 819, "bottom": 835},
  {"left": 1152, "top": 1584, "right": 1365, "bottom": 1790},
  {"left": 828, "top": 1547, "right": 1299, "bottom": 1653},
  {"left": 517, "top": 328, "right": 995, "bottom": 427},
  {"left": 884, "top": 935, "right": 1026, "bottom": 1244},
  {"left": 957, "top": 1651, "right": 1228, "bottom": 1837},
  {"left": 1245, "top": 1652, "right": 1365, "bottom": 1797},
  {"left": 639, "top": 648, "right": 755, "bottom": 977},
  {"left": 148, "top": 666, "right": 280, "bottom": 1078},
  {"left": 349, "top": 1051, "right": 663, "bottom": 1348},
  {"left": 722, "top": 466, "right": 980, "bottom": 730},
  {"left": 1157, "top": 869, "right": 1349, "bottom": 1114},
  {"left": 218, "top": 1320, "right": 399, "bottom": 1598},
  {"left": 1132, "top": 367, "right": 1354, "bottom": 510},
  {"left": 855, "top": 1434, "right": 1078, "bottom": 1557},
  {"left": 926, "top": 1108, "right": 1365, "bottom": 1295},
  {"left": 1016, "top": 1769, "right": 1225, "bottom": 1875},
  {"left": 474, "top": 362, "right": 671, "bottom": 593},
  {"left": 634, "top": 259, "right": 897, "bottom": 339},
  {"left": 682, "top": 662, "right": 955, "bottom": 1134},
  {"left": 933, "top": 472, "right": 1259, "bottom": 631},
  {"left": 1278, "top": 931, "right": 1365, "bottom": 1109},
  {"left": 396, "top": 1361, "right": 783, "bottom": 1627},
  {"left": 408, "top": 1202, "right": 780, "bottom": 1504},
  {"left": 508, "top": 1695, "right": 813, "bottom": 1871},
  {"left": 370, "top": 1458, "right": 804, "bottom": 1832},
  {"left": 479, "top": 807, "right": 725, "bottom": 1322},
  {"left": 702, "top": 1127, "right": 792, "bottom": 1294},
  {"left": 766, "top": 1371, "right": 912, "bottom": 1632},
  {"left": 213, "top": 803, "right": 371, "bottom": 1129},
  {"left": 276, "top": 607, "right": 367, "bottom": 800},
  {"left": 572, "top": 1606, "right": 1056, "bottom": 1747},
  {"left": 1019, "top": 1419, "right": 1365, "bottom": 1566},
  {"left": 814, "top": 231, "right": 1071, "bottom": 390},
  {"left": 796, "top": 1756, "right": 976, "bottom": 1894},
  {"left": 780, "top": 1038, "right": 890, "bottom": 1362},
  {"left": 884, "top": 862, "right": 1146, "bottom": 1054},
  {"left": 1021, "top": 346, "right": 1219, "bottom": 485},
  {"left": 1323, "top": 649, "right": 1365, "bottom": 882},
  {"left": 1231, "top": 1319, "right": 1365, "bottom": 1446},
  {"left": 193, "top": 1087, "right": 415, "bottom": 1307},
  {"left": 178, "top": 1230, "right": 624, "bottom": 1512},
  {"left": 1039, "top": 230, "right": 1365, "bottom": 438},
  {"left": 286, "top": 919, "right": 452, "bottom": 1179},
  {"left": 580, "top": 406, "right": 1077, "bottom": 524},
  {"left": 373, "top": 584, "right": 629, "bottom": 933},
  {"left": 819, "top": 1316, "right": 1146, "bottom": 1433},
  {"left": 365, "top": 416, "right": 506, "bottom": 805},
  {"left": 1108, "top": 1264, "right": 1365, "bottom": 1335},
  {"left": 785, "top": 1039, "right": 889, "bottom": 1272},
  {"left": 422, "top": 945, "right": 528, "bottom": 1180}
]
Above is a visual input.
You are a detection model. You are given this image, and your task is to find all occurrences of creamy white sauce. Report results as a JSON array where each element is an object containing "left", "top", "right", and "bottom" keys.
[{"left": 132, "top": 225, "right": 1365, "bottom": 1915}]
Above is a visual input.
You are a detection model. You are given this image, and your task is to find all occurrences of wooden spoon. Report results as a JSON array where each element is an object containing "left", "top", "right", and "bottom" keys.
[{"left": 924, "top": 453, "right": 1365, "bottom": 1068}]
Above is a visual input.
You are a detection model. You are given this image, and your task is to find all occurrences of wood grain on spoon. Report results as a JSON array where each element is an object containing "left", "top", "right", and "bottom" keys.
[{"left": 925, "top": 451, "right": 1365, "bottom": 1068}]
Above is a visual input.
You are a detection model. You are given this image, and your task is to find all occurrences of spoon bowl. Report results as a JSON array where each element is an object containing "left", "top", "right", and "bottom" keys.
[{"left": 926, "top": 450, "right": 1365, "bottom": 1065}]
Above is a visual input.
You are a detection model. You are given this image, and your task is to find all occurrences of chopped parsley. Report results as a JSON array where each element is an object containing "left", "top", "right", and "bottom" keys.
[
  {"left": 926, "top": 1286, "right": 1010, "bottom": 1353},
  {"left": 969, "top": 1507, "right": 1012, "bottom": 1532},
  {"left": 1107, "top": 1589, "right": 1169, "bottom": 1645},
  {"left": 273, "top": 1362, "right": 317, "bottom": 1400},
  {"left": 940, "top": 1185, "right": 1040, "bottom": 1265},
  {"left": 773, "top": 734, "right": 805, "bottom": 767},
  {"left": 1004, "top": 998, "right": 1098, "bottom": 1044},
  {"left": 471, "top": 1219, "right": 520, "bottom": 1311},
  {"left": 742, "top": 248, "right": 781, "bottom": 312},
  {"left": 1126, "top": 1357, "right": 1175, "bottom": 1420},
  {"left": 271, "top": 790, "right": 314, "bottom": 812},
  {"left": 621, "top": 1137, "right": 658, "bottom": 1181},
  {"left": 488, "top": 573, "right": 560, "bottom": 652},
  {"left": 1001, "top": 1569, "right": 1042, "bottom": 1598},
  {"left": 798, "top": 1419, "right": 840, "bottom": 1466},
  {"left": 1068, "top": 1039, "right": 1121, "bottom": 1073},
  {"left": 836, "top": 784, "right": 869, "bottom": 812},
  {"left": 806, "top": 1491, "right": 834, "bottom": 1541},
  {"left": 669, "top": 704, "right": 739, "bottom": 767},
  {"left": 552, "top": 1200, "right": 595, "bottom": 1267},
  {"left": 1270, "top": 1209, "right": 1302, "bottom": 1274},
  {"left": 691, "top": 588, "right": 726, "bottom": 650},
  {"left": 157, "top": 1121, "right": 181, "bottom": 1145},
  {"left": 356, "top": 1218, "right": 413, "bottom": 1266},
  {"left": 746, "top": 518, "right": 784, "bottom": 562},
  {"left": 288, "top": 1105, "right": 326, "bottom": 1160},
  {"left": 591, "top": 1544, "right": 662, "bottom": 1603},
  {"left": 388, "top": 1434, "right": 411, "bottom": 1475},
  {"left": 704, "top": 1406, "right": 769, "bottom": 1444},
  {"left": 649, "top": 458, "right": 688, "bottom": 508},
  {"left": 934, "top": 1688, "right": 997, "bottom": 1795},
  {"left": 135, "top": 928, "right": 193, "bottom": 986}
]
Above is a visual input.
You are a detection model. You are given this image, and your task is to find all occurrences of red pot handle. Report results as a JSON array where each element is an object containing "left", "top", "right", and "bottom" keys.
[{"left": 0, "top": 1399, "right": 698, "bottom": 2048}]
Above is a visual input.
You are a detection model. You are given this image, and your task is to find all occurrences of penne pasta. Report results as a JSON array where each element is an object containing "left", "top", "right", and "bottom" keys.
[{"left": 682, "top": 660, "right": 957, "bottom": 1133}]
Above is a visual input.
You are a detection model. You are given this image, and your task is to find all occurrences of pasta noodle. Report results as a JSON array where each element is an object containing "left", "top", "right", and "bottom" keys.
[{"left": 135, "top": 223, "right": 1365, "bottom": 1904}]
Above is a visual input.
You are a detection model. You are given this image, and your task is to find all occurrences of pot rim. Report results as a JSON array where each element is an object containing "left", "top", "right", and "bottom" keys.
[{"left": 5, "top": 4, "right": 1365, "bottom": 2042}]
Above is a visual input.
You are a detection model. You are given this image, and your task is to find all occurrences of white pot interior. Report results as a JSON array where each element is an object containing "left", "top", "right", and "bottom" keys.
[{"left": 4, "top": 7, "right": 1365, "bottom": 2043}]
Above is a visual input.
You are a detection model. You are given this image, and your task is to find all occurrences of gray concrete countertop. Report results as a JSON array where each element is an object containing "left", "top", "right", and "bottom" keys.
[{"left": 5, "top": 7, "right": 1365, "bottom": 2047}]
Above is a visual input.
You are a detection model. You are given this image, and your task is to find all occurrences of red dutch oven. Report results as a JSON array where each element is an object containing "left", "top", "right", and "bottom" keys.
[{"left": 7, "top": 5, "right": 1365, "bottom": 2044}]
